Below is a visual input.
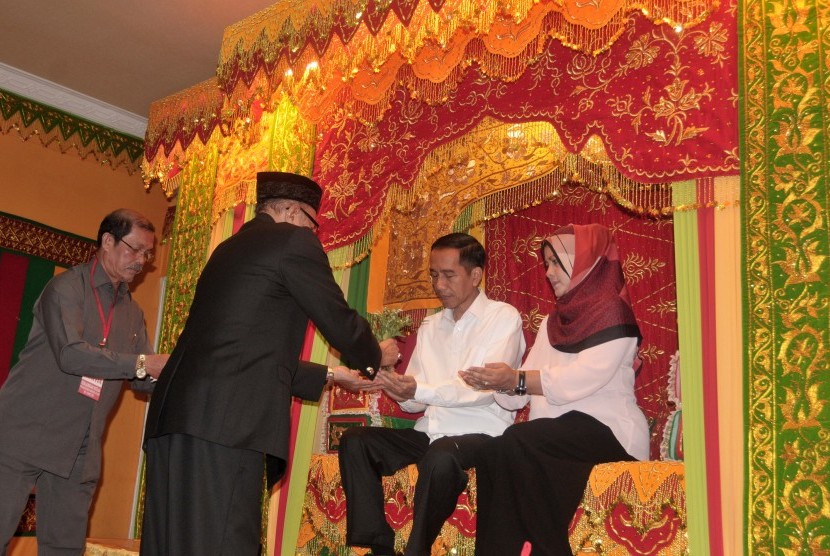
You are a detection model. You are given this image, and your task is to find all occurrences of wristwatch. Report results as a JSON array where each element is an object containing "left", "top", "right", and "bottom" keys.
[
  {"left": 135, "top": 354, "right": 147, "bottom": 379},
  {"left": 514, "top": 370, "right": 527, "bottom": 395},
  {"left": 326, "top": 367, "right": 335, "bottom": 384}
]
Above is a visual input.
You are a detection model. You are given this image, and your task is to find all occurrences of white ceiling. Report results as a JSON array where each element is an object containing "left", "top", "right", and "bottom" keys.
[{"left": 0, "top": 1, "right": 278, "bottom": 137}]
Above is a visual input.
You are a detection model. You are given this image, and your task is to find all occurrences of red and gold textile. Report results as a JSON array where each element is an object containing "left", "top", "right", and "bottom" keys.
[
  {"left": 0, "top": 212, "right": 96, "bottom": 268},
  {"left": 216, "top": 0, "right": 715, "bottom": 122},
  {"left": 570, "top": 461, "right": 687, "bottom": 555},
  {"left": 314, "top": 2, "right": 738, "bottom": 252},
  {"left": 142, "top": 79, "right": 224, "bottom": 163},
  {"left": 296, "top": 454, "right": 686, "bottom": 555}
]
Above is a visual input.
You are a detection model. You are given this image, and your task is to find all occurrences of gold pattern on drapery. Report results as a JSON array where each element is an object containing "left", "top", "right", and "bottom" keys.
[
  {"left": 0, "top": 213, "right": 96, "bottom": 267},
  {"left": 210, "top": 93, "right": 317, "bottom": 223},
  {"left": 323, "top": 117, "right": 687, "bottom": 282},
  {"left": 216, "top": 0, "right": 717, "bottom": 128},
  {"left": 296, "top": 456, "right": 687, "bottom": 555},
  {"left": 380, "top": 117, "right": 682, "bottom": 305},
  {"left": 570, "top": 461, "right": 687, "bottom": 555},
  {"left": 209, "top": 110, "right": 275, "bottom": 222},
  {"left": 142, "top": 79, "right": 224, "bottom": 172},
  {"left": 742, "top": 0, "right": 829, "bottom": 552},
  {"left": 382, "top": 118, "right": 566, "bottom": 304}
]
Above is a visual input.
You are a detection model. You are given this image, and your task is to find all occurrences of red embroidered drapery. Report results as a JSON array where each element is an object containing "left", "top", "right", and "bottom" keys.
[{"left": 314, "top": 3, "right": 737, "bottom": 251}]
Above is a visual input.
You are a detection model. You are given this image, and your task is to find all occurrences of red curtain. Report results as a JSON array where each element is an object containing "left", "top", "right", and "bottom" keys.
[
  {"left": 315, "top": 3, "right": 737, "bottom": 251},
  {"left": 484, "top": 189, "right": 677, "bottom": 458}
]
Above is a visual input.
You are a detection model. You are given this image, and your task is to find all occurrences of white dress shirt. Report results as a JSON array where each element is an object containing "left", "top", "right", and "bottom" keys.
[
  {"left": 495, "top": 315, "right": 650, "bottom": 460},
  {"left": 399, "top": 291, "right": 526, "bottom": 441}
]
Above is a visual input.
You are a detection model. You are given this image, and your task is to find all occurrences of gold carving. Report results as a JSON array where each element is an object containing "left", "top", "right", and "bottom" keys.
[{"left": 384, "top": 118, "right": 567, "bottom": 305}]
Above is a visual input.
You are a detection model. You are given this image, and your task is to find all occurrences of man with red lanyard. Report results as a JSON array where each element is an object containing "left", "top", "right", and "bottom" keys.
[{"left": 0, "top": 208, "right": 168, "bottom": 555}]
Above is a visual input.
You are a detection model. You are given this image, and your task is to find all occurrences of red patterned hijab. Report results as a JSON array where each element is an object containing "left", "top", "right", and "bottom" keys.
[{"left": 545, "top": 224, "right": 641, "bottom": 353}]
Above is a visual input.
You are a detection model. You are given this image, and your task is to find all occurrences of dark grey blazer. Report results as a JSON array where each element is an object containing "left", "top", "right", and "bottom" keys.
[
  {"left": 144, "top": 213, "right": 380, "bottom": 464},
  {"left": 0, "top": 260, "right": 154, "bottom": 481}
]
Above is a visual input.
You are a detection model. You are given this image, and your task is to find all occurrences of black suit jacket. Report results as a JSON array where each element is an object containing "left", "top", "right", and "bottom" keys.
[{"left": 144, "top": 213, "right": 380, "bottom": 463}]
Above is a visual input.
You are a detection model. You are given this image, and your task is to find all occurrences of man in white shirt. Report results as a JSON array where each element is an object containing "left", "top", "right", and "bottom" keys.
[{"left": 339, "top": 233, "right": 526, "bottom": 556}]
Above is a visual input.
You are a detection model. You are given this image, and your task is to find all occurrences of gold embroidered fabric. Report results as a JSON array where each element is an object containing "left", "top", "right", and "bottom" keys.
[
  {"left": 217, "top": 0, "right": 717, "bottom": 106},
  {"left": 0, "top": 213, "right": 96, "bottom": 267},
  {"left": 84, "top": 541, "right": 140, "bottom": 556},
  {"left": 742, "top": 0, "right": 830, "bottom": 553},
  {"left": 383, "top": 118, "right": 568, "bottom": 305},
  {"left": 571, "top": 461, "right": 687, "bottom": 555},
  {"left": 296, "top": 455, "right": 687, "bottom": 555},
  {"left": 143, "top": 78, "right": 224, "bottom": 167}
]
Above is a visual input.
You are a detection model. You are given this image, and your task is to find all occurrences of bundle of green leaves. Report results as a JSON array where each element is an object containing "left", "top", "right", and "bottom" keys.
[{"left": 368, "top": 308, "right": 412, "bottom": 341}]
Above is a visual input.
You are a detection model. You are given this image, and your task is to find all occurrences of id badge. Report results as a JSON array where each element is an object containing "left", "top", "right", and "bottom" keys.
[{"left": 78, "top": 376, "right": 104, "bottom": 401}]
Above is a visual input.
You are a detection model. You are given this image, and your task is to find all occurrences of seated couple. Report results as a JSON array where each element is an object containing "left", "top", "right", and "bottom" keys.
[{"left": 338, "top": 226, "right": 650, "bottom": 556}]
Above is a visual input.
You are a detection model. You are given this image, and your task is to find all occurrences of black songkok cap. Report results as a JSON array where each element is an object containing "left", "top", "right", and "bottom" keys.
[{"left": 256, "top": 172, "right": 323, "bottom": 212}]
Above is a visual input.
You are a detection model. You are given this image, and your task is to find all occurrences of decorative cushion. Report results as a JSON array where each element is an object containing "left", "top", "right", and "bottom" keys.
[{"left": 296, "top": 455, "right": 686, "bottom": 555}]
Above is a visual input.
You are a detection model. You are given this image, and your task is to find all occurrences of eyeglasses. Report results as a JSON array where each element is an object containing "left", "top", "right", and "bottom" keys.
[
  {"left": 296, "top": 206, "right": 320, "bottom": 232},
  {"left": 119, "top": 238, "right": 155, "bottom": 262}
]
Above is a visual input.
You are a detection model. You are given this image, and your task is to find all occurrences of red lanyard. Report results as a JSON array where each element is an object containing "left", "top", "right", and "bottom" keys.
[{"left": 90, "top": 258, "right": 119, "bottom": 348}]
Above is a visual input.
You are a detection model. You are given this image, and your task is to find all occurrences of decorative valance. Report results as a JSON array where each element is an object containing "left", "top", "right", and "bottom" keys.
[
  {"left": 145, "top": 1, "right": 726, "bottom": 170},
  {"left": 217, "top": 0, "right": 717, "bottom": 104},
  {"left": 142, "top": 78, "right": 224, "bottom": 165},
  {"left": 0, "top": 89, "right": 144, "bottom": 175},
  {"left": 314, "top": 0, "right": 737, "bottom": 252}
]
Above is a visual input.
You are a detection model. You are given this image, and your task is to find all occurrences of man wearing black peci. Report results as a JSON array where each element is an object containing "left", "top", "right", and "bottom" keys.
[{"left": 140, "top": 172, "right": 399, "bottom": 556}]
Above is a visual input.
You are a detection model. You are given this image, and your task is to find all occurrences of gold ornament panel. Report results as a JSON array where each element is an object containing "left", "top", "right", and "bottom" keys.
[
  {"left": 742, "top": 0, "right": 830, "bottom": 553},
  {"left": 383, "top": 118, "right": 568, "bottom": 306}
]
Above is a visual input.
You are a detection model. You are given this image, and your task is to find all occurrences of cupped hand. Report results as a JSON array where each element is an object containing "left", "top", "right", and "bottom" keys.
[
  {"left": 458, "top": 362, "right": 516, "bottom": 391},
  {"left": 374, "top": 369, "right": 416, "bottom": 401}
]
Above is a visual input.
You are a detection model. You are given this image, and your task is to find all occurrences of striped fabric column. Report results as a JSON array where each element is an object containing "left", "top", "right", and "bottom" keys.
[
  {"left": 673, "top": 176, "right": 743, "bottom": 555},
  {"left": 713, "top": 176, "right": 743, "bottom": 555},
  {"left": 672, "top": 180, "right": 710, "bottom": 555},
  {"left": 696, "top": 177, "right": 724, "bottom": 554},
  {"left": 273, "top": 320, "right": 329, "bottom": 555}
]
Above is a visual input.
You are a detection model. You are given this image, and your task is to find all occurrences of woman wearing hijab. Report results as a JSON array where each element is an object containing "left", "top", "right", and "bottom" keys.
[{"left": 459, "top": 223, "right": 649, "bottom": 556}]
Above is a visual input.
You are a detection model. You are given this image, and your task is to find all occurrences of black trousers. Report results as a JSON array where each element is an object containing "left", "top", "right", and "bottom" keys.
[
  {"left": 474, "top": 412, "right": 637, "bottom": 556},
  {"left": 338, "top": 427, "right": 490, "bottom": 556},
  {"left": 140, "top": 434, "right": 265, "bottom": 556}
]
